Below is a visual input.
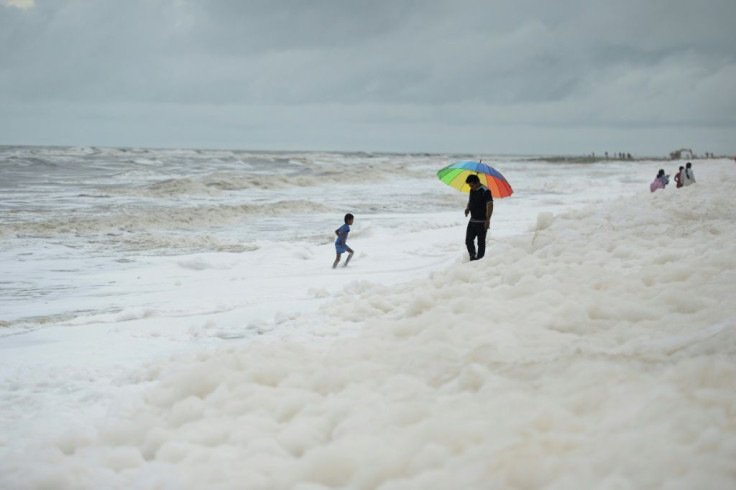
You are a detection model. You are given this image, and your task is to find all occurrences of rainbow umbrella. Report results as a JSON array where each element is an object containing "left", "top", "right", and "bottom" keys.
[{"left": 437, "top": 160, "right": 513, "bottom": 198}]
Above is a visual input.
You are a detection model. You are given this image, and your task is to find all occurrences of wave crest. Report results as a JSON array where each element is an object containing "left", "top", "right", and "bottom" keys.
[{"left": 2, "top": 200, "right": 335, "bottom": 240}]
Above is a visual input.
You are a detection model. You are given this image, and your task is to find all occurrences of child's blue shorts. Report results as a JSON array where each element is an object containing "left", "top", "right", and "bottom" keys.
[{"left": 335, "top": 244, "right": 348, "bottom": 254}]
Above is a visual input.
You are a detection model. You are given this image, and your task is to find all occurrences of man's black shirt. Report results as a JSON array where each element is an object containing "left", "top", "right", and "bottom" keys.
[{"left": 468, "top": 185, "right": 493, "bottom": 221}]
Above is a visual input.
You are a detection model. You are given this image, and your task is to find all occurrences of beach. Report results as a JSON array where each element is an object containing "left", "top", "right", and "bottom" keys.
[{"left": 1, "top": 147, "right": 735, "bottom": 489}]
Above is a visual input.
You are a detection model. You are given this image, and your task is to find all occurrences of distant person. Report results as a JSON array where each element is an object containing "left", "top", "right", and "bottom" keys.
[
  {"left": 674, "top": 166, "right": 684, "bottom": 188},
  {"left": 682, "top": 162, "right": 696, "bottom": 186},
  {"left": 650, "top": 169, "right": 669, "bottom": 193},
  {"left": 333, "top": 213, "right": 354, "bottom": 269},
  {"left": 464, "top": 174, "right": 493, "bottom": 261}
]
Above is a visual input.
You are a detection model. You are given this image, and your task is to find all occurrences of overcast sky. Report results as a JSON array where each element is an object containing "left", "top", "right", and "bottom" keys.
[{"left": 1, "top": 0, "right": 734, "bottom": 155}]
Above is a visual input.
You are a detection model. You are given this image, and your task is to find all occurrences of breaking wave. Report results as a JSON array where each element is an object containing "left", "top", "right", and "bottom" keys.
[{"left": 1, "top": 200, "right": 335, "bottom": 239}]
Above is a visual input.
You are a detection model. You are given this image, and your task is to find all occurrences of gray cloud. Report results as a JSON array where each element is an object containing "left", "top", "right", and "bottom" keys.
[
  {"left": 1, "top": 0, "right": 34, "bottom": 9},
  {"left": 1, "top": 0, "right": 734, "bottom": 154}
]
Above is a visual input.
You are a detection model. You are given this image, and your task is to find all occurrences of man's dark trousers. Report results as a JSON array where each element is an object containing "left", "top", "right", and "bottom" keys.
[{"left": 466, "top": 222, "right": 487, "bottom": 260}]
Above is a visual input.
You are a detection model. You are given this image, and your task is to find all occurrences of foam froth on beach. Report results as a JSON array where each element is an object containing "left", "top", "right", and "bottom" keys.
[{"left": 2, "top": 164, "right": 734, "bottom": 489}]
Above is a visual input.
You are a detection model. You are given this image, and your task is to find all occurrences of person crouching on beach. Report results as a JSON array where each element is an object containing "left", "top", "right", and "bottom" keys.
[
  {"left": 650, "top": 169, "right": 669, "bottom": 193},
  {"left": 333, "top": 213, "right": 354, "bottom": 269}
]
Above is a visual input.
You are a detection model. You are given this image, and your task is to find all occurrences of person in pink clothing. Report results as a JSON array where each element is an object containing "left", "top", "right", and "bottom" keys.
[{"left": 650, "top": 169, "right": 669, "bottom": 193}]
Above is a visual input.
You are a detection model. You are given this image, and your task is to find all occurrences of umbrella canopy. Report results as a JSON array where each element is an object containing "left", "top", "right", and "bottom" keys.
[{"left": 437, "top": 160, "right": 513, "bottom": 197}]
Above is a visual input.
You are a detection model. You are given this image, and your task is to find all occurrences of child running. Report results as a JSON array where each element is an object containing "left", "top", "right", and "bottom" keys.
[{"left": 333, "top": 213, "right": 354, "bottom": 269}]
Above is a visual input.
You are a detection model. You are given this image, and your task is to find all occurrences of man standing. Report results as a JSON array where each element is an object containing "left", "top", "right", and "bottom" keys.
[
  {"left": 674, "top": 166, "right": 684, "bottom": 188},
  {"left": 464, "top": 174, "right": 493, "bottom": 261},
  {"left": 682, "top": 162, "right": 696, "bottom": 186}
]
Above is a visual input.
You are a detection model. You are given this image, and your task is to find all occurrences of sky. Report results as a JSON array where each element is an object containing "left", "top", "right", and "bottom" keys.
[{"left": 1, "top": 0, "right": 735, "bottom": 156}]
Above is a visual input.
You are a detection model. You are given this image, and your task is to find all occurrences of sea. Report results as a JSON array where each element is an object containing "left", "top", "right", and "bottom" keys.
[
  {"left": 1, "top": 145, "right": 644, "bottom": 331},
  {"left": 4, "top": 146, "right": 733, "bottom": 489}
]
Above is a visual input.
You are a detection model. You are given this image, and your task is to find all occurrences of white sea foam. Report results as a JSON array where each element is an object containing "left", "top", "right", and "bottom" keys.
[
  {"left": 1, "top": 200, "right": 336, "bottom": 240},
  {"left": 1, "top": 150, "right": 734, "bottom": 489}
]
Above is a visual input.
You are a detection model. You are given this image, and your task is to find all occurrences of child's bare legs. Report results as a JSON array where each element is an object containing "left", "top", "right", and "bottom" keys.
[
  {"left": 343, "top": 249, "right": 354, "bottom": 267},
  {"left": 332, "top": 253, "right": 342, "bottom": 269}
]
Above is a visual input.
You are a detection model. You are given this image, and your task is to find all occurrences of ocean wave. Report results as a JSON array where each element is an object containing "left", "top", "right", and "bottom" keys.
[
  {"left": 3, "top": 155, "right": 60, "bottom": 168},
  {"left": 0, "top": 200, "right": 335, "bottom": 240},
  {"left": 110, "top": 234, "right": 260, "bottom": 254},
  {"left": 0, "top": 311, "right": 87, "bottom": 332},
  {"left": 134, "top": 178, "right": 221, "bottom": 197},
  {"left": 96, "top": 158, "right": 428, "bottom": 197},
  {"left": 110, "top": 168, "right": 161, "bottom": 180},
  {"left": 65, "top": 146, "right": 101, "bottom": 155}
]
